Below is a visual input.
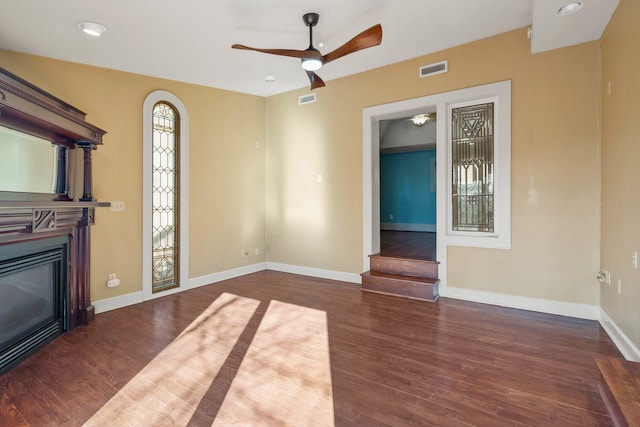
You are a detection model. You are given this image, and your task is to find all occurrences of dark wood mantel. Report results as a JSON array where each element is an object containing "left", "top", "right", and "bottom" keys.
[{"left": 0, "top": 67, "right": 108, "bottom": 329}]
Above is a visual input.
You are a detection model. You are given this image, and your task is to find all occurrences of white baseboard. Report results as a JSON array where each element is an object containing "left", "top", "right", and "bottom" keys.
[
  {"left": 189, "top": 262, "right": 267, "bottom": 289},
  {"left": 93, "top": 291, "right": 143, "bottom": 314},
  {"left": 380, "top": 223, "right": 436, "bottom": 232},
  {"left": 92, "top": 262, "right": 360, "bottom": 314},
  {"left": 599, "top": 308, "right": 640, "bottom": 362},
  {"left": 444, "top": 286, "right": 600, "bottom": 320},
  {"left": 93, "top": 263, "right": 268, "bottom": 314},
  {"left": 266, "top": 262, "right": 362, "bottom": 284}
]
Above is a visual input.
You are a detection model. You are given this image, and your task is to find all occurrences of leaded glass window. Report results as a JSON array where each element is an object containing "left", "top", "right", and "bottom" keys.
[
  {"left": 451, "top": 102, "right": 494, "bottom": 233},
  {"left": 152, "top": 103, "right": 179, "bottom": 292}
]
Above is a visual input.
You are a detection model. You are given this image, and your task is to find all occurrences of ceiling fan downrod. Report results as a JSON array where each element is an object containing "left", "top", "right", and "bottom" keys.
[{"left": 301, "top": 13, "right": 322, "bottom": 71}]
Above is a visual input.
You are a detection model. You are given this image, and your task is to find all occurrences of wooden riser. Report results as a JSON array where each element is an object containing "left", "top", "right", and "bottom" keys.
[
  {"left": 369, "top": 254, "right": 438, "bottom": 279},
  {"left": 361, "top": 271, "right": 439, "bottom": 302},
  {"left": 595, "top": 355, "right": 640, "bottom": 426}
]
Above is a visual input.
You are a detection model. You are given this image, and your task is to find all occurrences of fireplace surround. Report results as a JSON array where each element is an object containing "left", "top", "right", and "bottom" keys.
[{"left": 0, "top": 67, "right": 108, "bottom": 373}]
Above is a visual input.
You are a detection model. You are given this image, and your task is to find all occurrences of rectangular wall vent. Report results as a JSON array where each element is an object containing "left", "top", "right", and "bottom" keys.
[
  {"left": 298, "top": 93, "right": 317, "bottom": 105},
  {"left": 419, "top": 60, "right": 448, "bottom": 78}
]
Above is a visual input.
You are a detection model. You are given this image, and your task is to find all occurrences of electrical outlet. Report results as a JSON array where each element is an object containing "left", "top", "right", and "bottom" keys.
[
  {"left": 109, "top": 201, "right": 125, "bottom": 212},
  {"left": 255, "top": 248, "right": 260, "bottom": 256},
  {"left": 106, "top": 273, "right": 120, "bottom": 287}
]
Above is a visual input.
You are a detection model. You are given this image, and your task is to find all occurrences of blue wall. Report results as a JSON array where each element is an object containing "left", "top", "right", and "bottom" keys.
[{"left": 380, "top": 150, "right": 436, "bottom": 229}]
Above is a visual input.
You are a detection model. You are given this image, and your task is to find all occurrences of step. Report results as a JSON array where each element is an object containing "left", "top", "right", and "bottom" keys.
[
  {"left": 361, "top": 271, "right": 439, "bottom": 302},
  {"left": 369, "top": 254, "right": 439, "bottom": 279},
  {"left": 595, "top": 355, "right": 640, "bottom": 427}
]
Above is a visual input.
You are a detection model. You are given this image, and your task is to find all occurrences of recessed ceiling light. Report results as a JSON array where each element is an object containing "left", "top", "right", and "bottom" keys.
[
  {"left": 556, "top": 2, "right": 584, "bottom": 16},
  {"left": 78, "top": 21, "right": 106, "bottom": 37}
]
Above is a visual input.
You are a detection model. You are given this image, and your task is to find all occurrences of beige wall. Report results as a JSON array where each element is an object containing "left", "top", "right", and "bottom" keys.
[
  {"left": 600, "top": 0, "right": 640, "bottom": 349},
  {"left": 0, "top": 50, "right": 266, "bottom": 301},
  {"left": 0, "top": 21, "right": 617, "bottom": 326},
  {"left": 266, "top": 28, "right": 602, "bottom": 305}
]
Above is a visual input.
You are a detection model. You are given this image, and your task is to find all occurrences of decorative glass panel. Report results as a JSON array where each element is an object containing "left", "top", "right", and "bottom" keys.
[
  {"left": 451, "top": 102, "right": 494, "bottom": 232},
  {"left": 152, "top": 103, "right": 179, "bottom": 292}
]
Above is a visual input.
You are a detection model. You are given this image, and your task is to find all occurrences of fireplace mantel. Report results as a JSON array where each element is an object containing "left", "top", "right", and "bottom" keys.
[{"left": 0, "top": 67, "right": 108, "bottom": 331}]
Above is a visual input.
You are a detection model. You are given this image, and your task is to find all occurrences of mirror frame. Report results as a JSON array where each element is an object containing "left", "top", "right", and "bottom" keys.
[{"left": 0, "top": 67, "right": 106, "bottom": 202}]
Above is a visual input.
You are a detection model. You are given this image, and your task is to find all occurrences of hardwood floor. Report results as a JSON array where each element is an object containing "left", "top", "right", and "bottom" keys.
[{"left": 0, "top": 271, "right": 621, "bottom": 426}]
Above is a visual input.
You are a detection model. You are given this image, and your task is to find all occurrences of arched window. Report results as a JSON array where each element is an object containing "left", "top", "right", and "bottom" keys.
[
  {"left": 151, "top": 102, "right": 179, "bottom": 292},
  {"left": 143, "top": 91, "right": 189, "bottom": 300}
]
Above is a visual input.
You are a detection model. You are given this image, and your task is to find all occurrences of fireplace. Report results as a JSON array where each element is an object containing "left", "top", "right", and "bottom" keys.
[
  {"left": 0, "top": 236, "right": 69, "bottom": 373},
  {"left": 0, "top": 66, "right": 109, "bottom": 373}
]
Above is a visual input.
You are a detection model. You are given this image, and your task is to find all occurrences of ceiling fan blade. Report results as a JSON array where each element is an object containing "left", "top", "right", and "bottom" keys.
[
  {"left": 232, "top": 44, "right": 308, "bottom": 59},
  {"left": 322, "top": 24, "right": 382, "bottom": 65},
  {"left": 305, "top": 71, "right": 325, "bottom": 90}
]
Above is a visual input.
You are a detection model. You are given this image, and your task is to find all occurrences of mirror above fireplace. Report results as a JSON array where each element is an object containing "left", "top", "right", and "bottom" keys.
[
  {"left": 0, "top": 66, "right": 106, "bottom": 202},
  {"left": 0, "top": 125, "right": 62, "bottom": 195}
]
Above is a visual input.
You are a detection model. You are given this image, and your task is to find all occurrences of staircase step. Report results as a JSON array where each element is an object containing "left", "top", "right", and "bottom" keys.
[
  {"left": 595, "top": 355, "right": 640, "bottom": 426},
  {"left": 361, "top": 271, "right": 439, "bottom": 302},
  {"left": 369, "top": 253, "right": 439, "bottom": 279}
]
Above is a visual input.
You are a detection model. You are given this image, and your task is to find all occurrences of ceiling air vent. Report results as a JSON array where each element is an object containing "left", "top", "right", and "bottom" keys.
[
  {"left": 419, "top": 60, "right": 448, "bottom": 78},
  {"left": 298, "top": 93, "right": 317, "bottom": 105}
]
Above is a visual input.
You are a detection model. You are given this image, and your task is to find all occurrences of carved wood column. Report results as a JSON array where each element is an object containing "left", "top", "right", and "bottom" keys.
[
  {"left": 76, "top": 207, "right": 96, "bottom": 325},
  {"left": 78, "top": 142, "right": 96, "bottom": 202}
]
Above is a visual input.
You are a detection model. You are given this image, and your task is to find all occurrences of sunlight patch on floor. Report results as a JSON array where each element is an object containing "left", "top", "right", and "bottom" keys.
[
  {"left": 213, "top": 300, "right": 334, "bottom": 426},
  {"left": 83, "top": 292, "right": 260, "bottom": 426}
]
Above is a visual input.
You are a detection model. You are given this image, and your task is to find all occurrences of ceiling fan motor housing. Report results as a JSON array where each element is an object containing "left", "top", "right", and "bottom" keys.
[{"left": 303, "top": 13, "right": 319, "bottom": 27}]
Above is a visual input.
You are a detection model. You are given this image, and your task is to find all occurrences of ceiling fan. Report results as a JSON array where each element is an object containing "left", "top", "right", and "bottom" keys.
[{"left": 232, "top": 13, "right": 382, "bottom": 90}]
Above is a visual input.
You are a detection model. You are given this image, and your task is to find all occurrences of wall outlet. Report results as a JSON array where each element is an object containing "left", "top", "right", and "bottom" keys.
[
  {"left": 389, "top": 214, "right": 394, "bottom": 220},
  {"left": 108, "top": 273, "right": 116, "bottom": 280},
  {"left": 107, "top": 277, "right": 120, "bottom": 288},
  {"left": 109, "top": 201, "right": 125, "bottom": 212},
  {"left": 255, "top": 248, "right": 260, "bottom": 256}
]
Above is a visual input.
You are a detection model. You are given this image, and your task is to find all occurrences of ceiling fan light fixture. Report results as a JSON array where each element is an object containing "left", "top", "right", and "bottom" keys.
[
  {"left": 412, "top": 113, "right": 435, "bottom": 127},
  {"left": 78, "top": 21, "right": 106, "bottom": 37},
  {"left": 301, "top": 58, "right": 322, "bottom": 71},
  {"left": 556, "top": 2, "right": 583, "bottom": 16}
]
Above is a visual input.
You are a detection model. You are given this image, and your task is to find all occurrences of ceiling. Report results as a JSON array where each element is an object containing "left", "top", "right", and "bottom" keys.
[{"left": 0, "top": 0, "right": 619, "bottom": 97}]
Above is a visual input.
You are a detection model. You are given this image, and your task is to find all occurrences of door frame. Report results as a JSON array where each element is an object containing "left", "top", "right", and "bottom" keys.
[{"left": 362, "top": 81, "right": 512, "bottom": 296}]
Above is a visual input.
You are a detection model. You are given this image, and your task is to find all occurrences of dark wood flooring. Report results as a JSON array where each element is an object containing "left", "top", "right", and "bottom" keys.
[
  {"left": 380, "top": 230, "right": 436, "bottom": 260},
  {"left": 0, "top": 270, "right": 621, "bottom": 426}
]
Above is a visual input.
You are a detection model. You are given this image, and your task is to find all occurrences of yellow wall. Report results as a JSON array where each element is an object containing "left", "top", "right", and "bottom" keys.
[
  {"left": 600, "top": 0, "right": 640, "bottom": 348},
  {"left": 0, "top": 22, "right": 619, "bottom": 332},
  {"left": 0, "top": 50, "right": 266, "bottom": 301},
  {"left": 266, "top": 28, "right": 602, "bottom": 305}
]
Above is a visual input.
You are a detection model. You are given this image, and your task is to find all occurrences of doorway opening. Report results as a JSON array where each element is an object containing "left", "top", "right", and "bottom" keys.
[{"left": 378, "top": 113, "right": 437, "bottom": 261}]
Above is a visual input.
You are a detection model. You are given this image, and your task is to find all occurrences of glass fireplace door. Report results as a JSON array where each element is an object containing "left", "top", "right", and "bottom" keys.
[{"left": 0, "top": 237, "right": 68, "bottom": 373}]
